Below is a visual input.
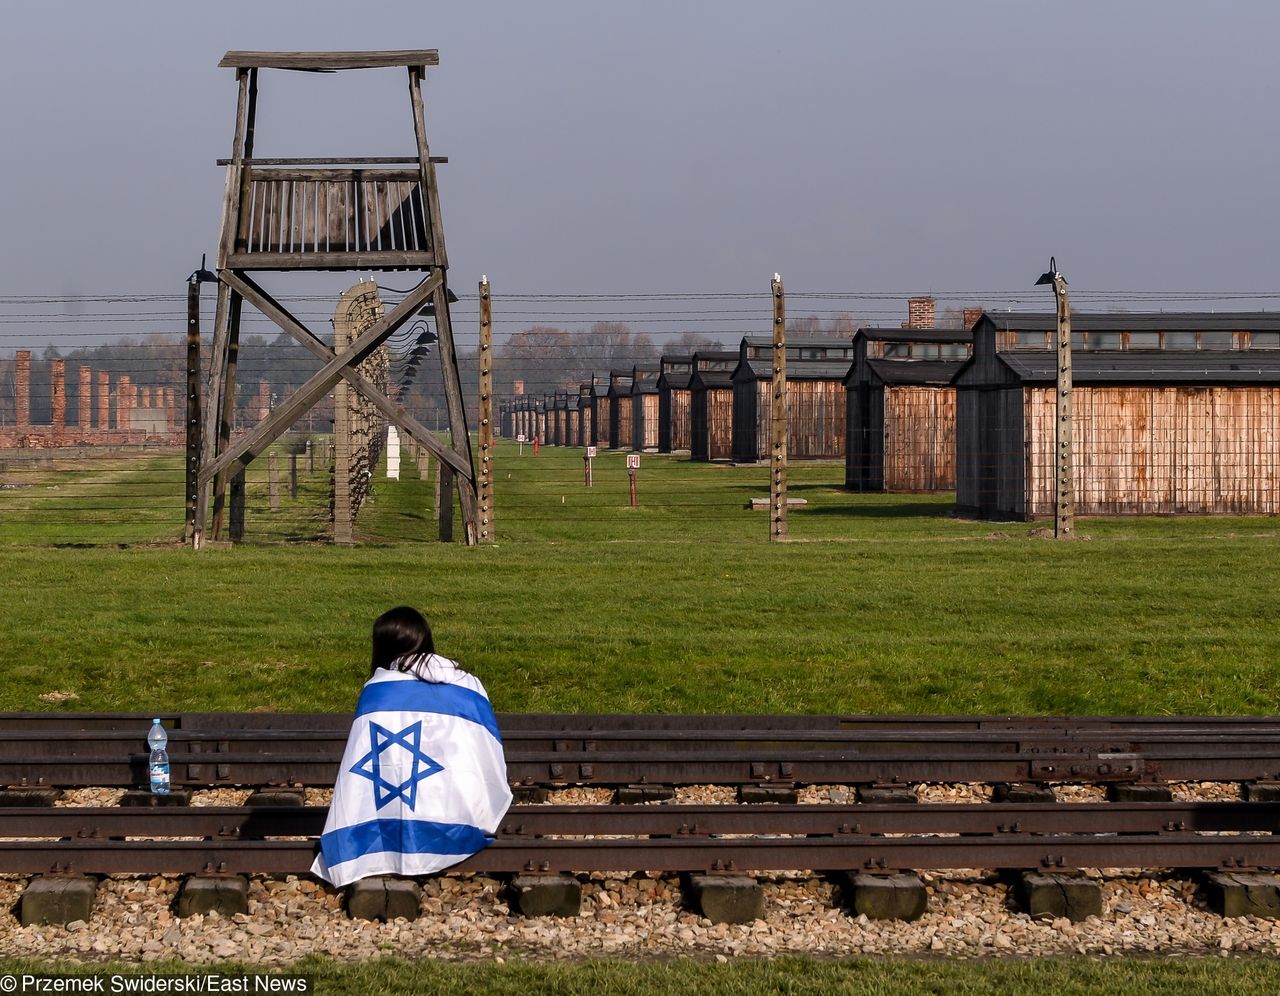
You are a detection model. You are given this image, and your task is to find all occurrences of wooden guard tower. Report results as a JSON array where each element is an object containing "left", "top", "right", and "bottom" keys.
[{"left": 193, "top": 50, "right": 479, "bottom": 547}]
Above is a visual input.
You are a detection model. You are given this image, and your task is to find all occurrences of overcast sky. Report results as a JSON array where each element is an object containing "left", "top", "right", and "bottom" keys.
[{"left": 2, "top": 1, "right": 1279, "bottom": 334}]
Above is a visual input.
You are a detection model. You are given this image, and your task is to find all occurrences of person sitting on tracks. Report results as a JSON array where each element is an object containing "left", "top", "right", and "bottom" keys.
[{"left": 312, "top": 606, "right": 512, "bottom": 888}]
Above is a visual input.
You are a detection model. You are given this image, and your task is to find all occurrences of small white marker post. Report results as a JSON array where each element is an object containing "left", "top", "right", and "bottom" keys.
[
  {"left": 517, "top": 433, "right": 526, "bottom": 456},
  {"left": 585, "top": 445, "right": 597, "bottom": 487},
  {"left": 626, "top": 452, "right": 640, "bottom": 507}
]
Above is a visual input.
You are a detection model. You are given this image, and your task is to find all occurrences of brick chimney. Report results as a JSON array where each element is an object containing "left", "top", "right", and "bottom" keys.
[
  {"left": 78, "top": 366, "right": 92, "bottom": 429},
  {"left": 117, "top": 374, "right": 132, "bottom": 432},
  {"left": 254, "top": 380, "right": 270, "bottom": 422},
  {"left": 97, "top": 371, "right": 110, "bottom": 429},
  {"left": 906, "top": 296, "right": 936, "bottom": 330},
  {"left": 14, "top": 350, "right": 30, "bottom": 428},
  {"left": 963, "top": 307, "right": 984, "bottom": 330},
  {"left": 513, "top": 379, "right": 525, "bottom": 396},
  {"left": 50, "top": 359, "right": 66, "bottom": 431}
]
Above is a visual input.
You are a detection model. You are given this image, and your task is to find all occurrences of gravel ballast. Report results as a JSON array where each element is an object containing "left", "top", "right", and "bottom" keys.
[
  {"left": 1, "top": 871, "right": 1277, "bottom": 965},
  {"left": 12, "top": 781, "right": 1276, "bottom": 965}
]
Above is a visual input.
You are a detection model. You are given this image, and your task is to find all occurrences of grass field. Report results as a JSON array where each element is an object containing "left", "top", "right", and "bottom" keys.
[
  {"left": 3, "top": 443, "right": 1279, "bottom": 987},
  {"left": 0, "top": 440, "right": 1277, "bottom": 716},
  {"left": 0, "top": 955, "right": 1278, "bottom": 995}
]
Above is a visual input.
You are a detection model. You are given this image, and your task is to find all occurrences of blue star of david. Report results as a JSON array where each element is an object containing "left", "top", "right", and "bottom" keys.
[{"left": 350, "top": 720, "right": 444, "bottom": 811}]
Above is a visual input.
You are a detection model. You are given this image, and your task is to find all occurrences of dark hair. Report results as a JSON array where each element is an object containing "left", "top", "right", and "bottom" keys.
[{"left": 371, "top": 606, "right": 435, "bottom": 675}]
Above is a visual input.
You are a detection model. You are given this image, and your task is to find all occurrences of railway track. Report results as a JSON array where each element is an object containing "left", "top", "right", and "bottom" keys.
[
  {"left": 2, "top": 713, "right": 1280, "bottom": 922},
  {"left": 0, "top": 801, "right": 1278, "bottom": 876},
  {"left": 4, "top": 712, "right": 1280, "bottom": 787}
]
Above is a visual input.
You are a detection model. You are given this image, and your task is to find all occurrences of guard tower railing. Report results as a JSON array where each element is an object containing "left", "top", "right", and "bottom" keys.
[{"left": 216, "top": 158, "right": 445, "bottom": 271}]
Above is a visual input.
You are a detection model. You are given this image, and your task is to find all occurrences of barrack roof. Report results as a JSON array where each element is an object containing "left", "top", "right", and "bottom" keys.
[
  {"left": 999, "top": 350, "right": 1280, "bottom": 384},
  {"left": 982, "top": 311, "right": 1280, "bottom": 332}
]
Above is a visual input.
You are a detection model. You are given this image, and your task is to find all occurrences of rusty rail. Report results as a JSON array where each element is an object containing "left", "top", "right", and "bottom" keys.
[
  {"left": 5, "top": 713, "right": 1280, "bottom": 787},
  {"left": 2, "top": 802, "right": 1279, "bottom": 876}
]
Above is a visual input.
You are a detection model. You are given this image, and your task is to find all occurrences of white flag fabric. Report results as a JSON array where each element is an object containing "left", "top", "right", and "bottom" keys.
[{"left": 311, "top": 655, "right": 512, "bottom": 888}]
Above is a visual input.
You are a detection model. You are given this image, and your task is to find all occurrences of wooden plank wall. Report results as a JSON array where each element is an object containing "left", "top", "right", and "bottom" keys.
[
  {"left": 736, "top": 380, "right": 845, "bottom": 462},
  {"left": 882, "top": 387, "right": 957, "bottom": 492},
  {"left": 845, "top": 383, "right": 885, "bottom": 491},
  {"left": 1025, "top": 385, "right": 1280, "bottom": 515},
  {"left": 660, "top": 389, "right": 693, "bottom": 453},
  {"left": 669, "top": 389, "right": 692, "bottom": 452},
  {"left": 245, "top": 173, "right": 428, "bottom": 255},
  {"left": 612, "top": 398, "right": 633, "bottom": 451},
  {"left": 789, "top": 380, "right": 846, "bottom": 459},
  {"left": 638, "top": 395, "right": 659, "bottom": 451},
  {"left": 692, "top": 388, "right": 735, "bottom": 461},
  {"left": 955, "top": 387, "right": 1026, "bottom": 519},
  {"left": 597, "top": 398, "right": 613, "bottom": 448},
  {"left": 708, "top": 389, "right": 733, "bottom": 460}
]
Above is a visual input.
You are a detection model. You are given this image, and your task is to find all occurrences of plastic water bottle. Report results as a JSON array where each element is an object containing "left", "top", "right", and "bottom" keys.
[{"left": 147, "top": 718, "right": 170, "bottom": 795}]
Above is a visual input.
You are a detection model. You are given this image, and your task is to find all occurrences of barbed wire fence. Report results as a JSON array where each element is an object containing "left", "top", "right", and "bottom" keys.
[{"left": 3, "top": 285, "right": 1280, "bottom": 544}]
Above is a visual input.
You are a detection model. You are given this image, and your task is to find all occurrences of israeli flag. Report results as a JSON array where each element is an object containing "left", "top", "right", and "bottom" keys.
[{"left": 312, "top": 658, "right": 512, "bottom": 888}]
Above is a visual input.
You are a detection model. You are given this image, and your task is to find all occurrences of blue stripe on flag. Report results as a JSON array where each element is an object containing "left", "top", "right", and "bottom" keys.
[
  {"left": 356, "top": 679, "right": 502, "bottom": 742},
  {"left": 320, "top": 817, "right": 494, "bottom": 867}
]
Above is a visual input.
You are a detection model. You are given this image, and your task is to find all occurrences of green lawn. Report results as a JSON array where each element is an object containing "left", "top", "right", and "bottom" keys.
[
  {"left": 0, "top": 441, "right": 1276, "bottom": 715},
  {"left": 0, "top": 956, "right": 1278, "bottom": 995},
  {"left": 2, "top": 445, "right": 1278, "bottom": 985}
]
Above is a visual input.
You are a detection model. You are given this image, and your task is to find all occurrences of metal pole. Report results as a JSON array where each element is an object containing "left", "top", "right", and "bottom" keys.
[
  {"left": 477, "top": 276, "right": 495, "bottom": 543},
  {"left": 184, "top": 279, "right": 202, "bottom": 545},
  {"left": 770, "top": 273, "right": 788, "bottom": 542}
]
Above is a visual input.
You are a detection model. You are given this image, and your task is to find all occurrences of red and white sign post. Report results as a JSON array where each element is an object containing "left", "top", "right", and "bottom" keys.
[
  {"left": 585, "top": 445, "right": 596, "bottom": 487},
  {"left": 626, "top": 452, "right": 639, "bottom": 507}
]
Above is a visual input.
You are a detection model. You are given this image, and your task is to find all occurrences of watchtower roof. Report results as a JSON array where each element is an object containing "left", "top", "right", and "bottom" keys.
[{"left": 219, "top": 50, "right": 439, "bottom": 71}]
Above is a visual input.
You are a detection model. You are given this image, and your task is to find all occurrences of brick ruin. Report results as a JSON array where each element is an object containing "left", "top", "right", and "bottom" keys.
[{"left": 0, "top": 350, "right": 184, "bottom": 449}]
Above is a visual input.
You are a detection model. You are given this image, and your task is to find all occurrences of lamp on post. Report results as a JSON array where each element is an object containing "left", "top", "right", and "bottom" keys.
[
  {"left": 1034, "top": 256, "right": 1073, "bottom": 539},
  {"left": 185, "top": 255, "right": 219, "bottom": 545}
]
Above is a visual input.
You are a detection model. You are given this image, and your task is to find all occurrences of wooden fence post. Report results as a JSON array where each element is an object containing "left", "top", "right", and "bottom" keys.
[
  {"left": 477, "top": 275, "right": 495, "bottom": 543},
  {"left": 289, "top": 452, "right": 298, "bottom": 499},
  {"left": 268, "top": 451, "right": 280, "bottom": 511},
  {"left": 229, "top": 469, "right": 245, "bottom": 543},
  {"left": 1036, "top": 257, "right": 1074, "bottom": 538},
  {"left": 333, "top": 301, "right": 354, "bottom": 543},
  {"left": 770, "top": 273, "right": 788, "bottom": 542},
  {"left": 437, "top": 464, "right": 455, "bottom": 542}
]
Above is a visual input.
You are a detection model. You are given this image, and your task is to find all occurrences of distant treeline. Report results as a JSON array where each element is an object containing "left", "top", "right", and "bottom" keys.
[{"left": 0, "top": 315, "right": 857, "bottom": 429}]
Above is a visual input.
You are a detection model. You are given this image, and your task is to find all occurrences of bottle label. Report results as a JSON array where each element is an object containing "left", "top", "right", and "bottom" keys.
[{"left": 150, "top": 763, "right": 171, "bottom": 794}]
